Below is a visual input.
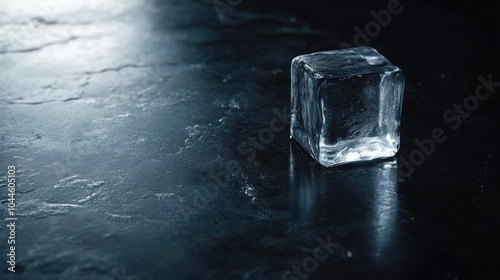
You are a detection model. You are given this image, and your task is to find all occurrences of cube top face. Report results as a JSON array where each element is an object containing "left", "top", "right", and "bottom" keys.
[
  {"left": 292, "top": 46, "right": 400, "bottom": 79},
  {"left": 291, "top": 47, "right": 404, "bottom": 167}
]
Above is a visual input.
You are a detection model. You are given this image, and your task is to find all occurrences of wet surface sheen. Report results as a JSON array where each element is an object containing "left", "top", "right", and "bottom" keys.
[{"left": 1, "top": 0, "right": 500, "bottom": 279}]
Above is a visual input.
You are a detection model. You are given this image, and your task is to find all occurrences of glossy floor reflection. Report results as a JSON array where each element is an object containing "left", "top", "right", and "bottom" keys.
[
  {"left": 288, "top": 142, "right": 414, "bottom": 278},
  {"left": 1, "top": 0, "right": 499, "bottom": 279}
]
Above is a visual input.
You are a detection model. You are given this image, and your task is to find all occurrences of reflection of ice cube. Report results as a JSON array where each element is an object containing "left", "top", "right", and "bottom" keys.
[{"left": 290, "top": 46, "right": 404, "bottom": 167}]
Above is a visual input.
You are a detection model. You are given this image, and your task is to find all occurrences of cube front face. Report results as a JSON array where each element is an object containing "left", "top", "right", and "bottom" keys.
[{"left": 291, "top": 47, "right": 404, "bottom": 167}]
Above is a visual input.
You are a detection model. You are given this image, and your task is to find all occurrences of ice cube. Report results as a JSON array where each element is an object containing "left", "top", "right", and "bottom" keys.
[{"left": 290, "top": 46, "right": 404, "bottom": 167}]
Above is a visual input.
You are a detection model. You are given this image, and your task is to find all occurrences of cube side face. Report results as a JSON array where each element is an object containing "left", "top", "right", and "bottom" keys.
[
  {"left": 379, "top": 70, "right": 405, "bottom": 147},
  {"left": 317, "top": 70, "right": 405, "bottom": 167},
  {"left": 290, "top": 57, "right": 322, "bottom": 160}
]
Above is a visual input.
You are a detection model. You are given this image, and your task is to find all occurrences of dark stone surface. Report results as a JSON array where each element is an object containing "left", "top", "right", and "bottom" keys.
[{"left": 0, "top": 0, "right": 499, "bottom": 279}]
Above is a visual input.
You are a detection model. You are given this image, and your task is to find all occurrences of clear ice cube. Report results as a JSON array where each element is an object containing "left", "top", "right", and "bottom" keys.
[{"left": 290, "top": 46, "right": 404, "bottom": 167}]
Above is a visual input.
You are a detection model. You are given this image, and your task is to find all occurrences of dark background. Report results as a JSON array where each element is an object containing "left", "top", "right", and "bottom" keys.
[{"left": 0, "top": 0, "right": 499, "bottom": 279}]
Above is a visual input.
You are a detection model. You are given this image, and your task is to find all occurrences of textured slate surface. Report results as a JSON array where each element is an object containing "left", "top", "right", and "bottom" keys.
[{"left": 0, "top": 0, "right": 499, "bottom": 279}]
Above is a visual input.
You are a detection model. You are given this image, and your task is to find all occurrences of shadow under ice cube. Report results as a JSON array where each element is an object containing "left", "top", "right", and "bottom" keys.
[{"left": 290, "top": 46, "right": 404, "bottom": 167}]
